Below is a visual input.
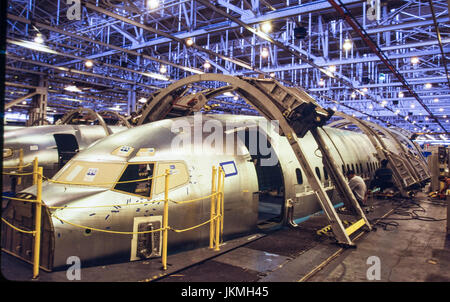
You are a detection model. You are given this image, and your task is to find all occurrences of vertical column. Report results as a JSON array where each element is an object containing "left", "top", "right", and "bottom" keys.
[
  {"left": 27, "top": 76, "right": 48, "bottom": 126},
  {"left": 128, "top": 84, "right": 136, "bottom": 115}
]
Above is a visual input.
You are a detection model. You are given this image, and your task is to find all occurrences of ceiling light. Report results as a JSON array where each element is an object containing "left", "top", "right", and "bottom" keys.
[
  {"left": 138, "top": 97, "right": 147, "bottom": 103},
  {"left": 270, "top": 72, "right": 275, "bottom": 78},
  {"left": 185, "top": 38, "right": 194, "bottom": 47},
  {"left": 362, "top": 87, "right": 368, "bottom": 92},
  {"left": 433, "top": 98, "right": 439, "bottom": 103},
  {"left": 381, "top": 100, "right": 387, "bottom": 107},
  {"left": 328, "top": 65, "right": 336, "bottom": 73},
  {"left": 64, "top": 85, "right": 81, "bottom": 92},
  {"left": 318, "top": 78, "right": 325, "bottom": 86},
  {"left": 159, "top": 65, "right": 167, "bottom": 74},
  {"left": 85, "top": 60, "right": 93, "bottom": 68},
  {"left": 446, "top": 120, "right": 449, "bottom": 123},
  {"left": 425, "top": 117, "right": 429, "bottom": 121},
  {"left": 261, "top": 22, "right": 272, "bottom": 33},
  {"left": 444, "top": 115, "right": 447, "bottom": 118},
  {"left": 368, "top": 104, "right": 373, "bottom": 109},
  {"left": 398, "top": 91, "right": 404, "bottom": 98},
  {"left": 7, "top": 108, "right": 12, "bottom": 112},
  {"left": 233, "top": 95, "right": 239, "bottom": 101},
  {"left": 34, "top": 33, "right": 44, "bottom": 44},
  {"left": 22, "top": 101, "right": 27, "bottom": 105},
  {"left": 351, "top": 92, "right": 356, "bottom": 98},
  {"left": 343, "top": 39, "right": 352, "bottom": 51},
  {"left": 410, "top": 104, "right": 415, "bottom": 108},
  {"left": 395, "top": 109, "right": 400, "bottom": 114},
  {"left": 261, "top": 47, "right": 269, "bottom": 58},
  {"left": 147, "top": 0, "right": 159, "bottom": 9},
  {"left": 203, "top": 61, "right": 211, "bottom": 69},
  {"left": 411, "top": 57, "right": 419, "bottom": 64},
  {"left": 424, "top": 83, "right": 432, "bottom": 89},
  {"left": 439, "top": 108, "right": 444, "bottom": 112}
]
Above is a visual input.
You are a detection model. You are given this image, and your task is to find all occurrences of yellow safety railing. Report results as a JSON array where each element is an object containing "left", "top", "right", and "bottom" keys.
[
  {"left": 2, "top": 162, "right": 226, "bottom": 274},
  {"left": 1, "top": 156, "right": 42, "bottom": 279}
]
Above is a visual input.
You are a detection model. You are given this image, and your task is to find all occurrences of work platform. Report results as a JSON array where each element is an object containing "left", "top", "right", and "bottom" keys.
[{"left": 2, "top": 192, "right": 449, "bottom": 282}]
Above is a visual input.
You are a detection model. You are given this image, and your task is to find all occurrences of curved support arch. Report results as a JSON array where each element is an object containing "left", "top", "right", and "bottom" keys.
[
  {"left": 31, "top": 118, "right": 52, "bottom": 126},
  {"left": 136, "top": 74, "right": 370, "bottom": 245},
  {"left": 137, "top": 74, "right": 281, "bottom": 126},
  {"left": 98, "top": 110, "right": 132, "bottom": 128},
  {"left": 55, "top": 107, "right": 112, "bottom": 136}
]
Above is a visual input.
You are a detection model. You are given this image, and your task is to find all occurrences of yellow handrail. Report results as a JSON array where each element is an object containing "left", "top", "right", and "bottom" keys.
[
  {"left": 45, "top": 173, "right": 166, "bottom": 186},
  {"left": 2, "top": 163, "right": 226, "bottom": 274},
  {"left": 1, "top": 218, "right": 36, "bottom": 234}
]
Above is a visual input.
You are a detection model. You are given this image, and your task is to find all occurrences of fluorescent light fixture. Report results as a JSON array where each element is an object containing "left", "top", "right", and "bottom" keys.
[
  {"left": 343, "top": 39, "right": 352, "bottom": 50},
  {"left": 424, "top": 83, "right": 432, "bottom": 89},
  {"left": 233, "top": 95, "right": 239, "bottom": 101},
  {"left": 138, "top": 97, "right": 147, "bottom": 103},
  {"left": 261, "top": 47, "right": 269, "bottom": 58},
  {"left": 85, "top": 60, "right": 94, "bottom": 68},
  {"left": 34, "top": 33, "right": 44, "bottom": 44},
  {"left": 410, "top": 104, "right": 415, "bottom": 108},
  {"left": 261, "top": 22, "right": 272, "bottom": 33},
  {"left": 351, "top": 92, "right": 356, "bottom": 98},
  {"left": 203, "top": 61, "right": 211, "bottom": 69},
  {"left": 159, "top": 65, "right": 167, "bottom": 74},
  {"left": 270, "top": 72, "right": 275, "bottom": 78},
  {"left": 224, "top": 92, "right": 234, "bottom": 97},
  {"left": 411, "top": 57, "right": 419, "bottom": 64},
  {"left": 64, "top": 85, "right": 82, "bottom": 92},
  {"left": 328, "top": 65, "right": 336, "bottom": 73},
  {"left": 185, "top": 38, "right": 194, "bottom": 46},
  {"left": 318, "top": 78, "right": 325, "bottom": 86},
  {"left": 9, "top": 39, "right": 58, "bottom": 54},
  {"left": 398, "top": 91, "right": 404, "bottom": 98},
  {"left": 362, "top": 87, "right": 368, "bottom": 92},
  {"left": 439, "top": 108, "right": 444, "bottom": 112},
  {"left": 381, "top": 100, "right": 387, "bottom": 107},
  {"left": 147, "top": 0, "right": 159, "bottom": 9},
  {"left": 142, "top": 72, "right": 169, "bottom": 81},
  {"left": 434, "top": 98, "right": 439, "bottom": 103}
]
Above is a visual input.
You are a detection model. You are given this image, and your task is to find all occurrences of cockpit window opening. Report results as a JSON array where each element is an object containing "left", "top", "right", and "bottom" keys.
[{"left": 114, "top": 163, "right": 155, "bottom": 197}]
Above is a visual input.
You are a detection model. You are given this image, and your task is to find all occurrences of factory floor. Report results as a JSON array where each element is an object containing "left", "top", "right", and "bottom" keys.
[
  {"left": 1, "top": 192, "right": 449, "bottom": 283},
  {"left": 308, "top": 195, "right": 450, "bottom": 282}
]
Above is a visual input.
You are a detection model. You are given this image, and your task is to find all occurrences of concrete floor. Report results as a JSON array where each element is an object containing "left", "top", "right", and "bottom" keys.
[{"left": 309, "top": 197, "right": 450, "bottom": 282}]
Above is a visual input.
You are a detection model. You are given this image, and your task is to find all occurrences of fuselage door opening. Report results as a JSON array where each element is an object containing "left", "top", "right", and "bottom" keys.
[
  {"left": 53, "top": 134, "right": 80, "bottom": 169},
  {"left": 239, "top": 128, "right": 285, "bottom": 227}
]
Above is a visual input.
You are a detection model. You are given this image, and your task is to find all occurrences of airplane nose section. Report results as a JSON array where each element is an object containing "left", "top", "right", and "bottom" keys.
[{"left": 1, "top": 192, "right": 55, "bottom": 271}]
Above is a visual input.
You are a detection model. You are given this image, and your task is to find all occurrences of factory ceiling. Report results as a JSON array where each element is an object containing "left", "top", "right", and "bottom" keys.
[{"left": 4, "top": 0, "right": 450, "bottom": 135}]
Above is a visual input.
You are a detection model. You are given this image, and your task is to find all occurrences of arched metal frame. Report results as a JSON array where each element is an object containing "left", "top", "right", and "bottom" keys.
[
  {"left": 55, "top": 107, "right": 112, "bottom": 135},
  {"left": 328, "top": 113, "right": 430, "bottom": 192},
  {"left": 137, "top": 74, "right": 371, "bottom": 246},
  {"left": 98, "top": 110, "right": 132, "bottom": 128}
]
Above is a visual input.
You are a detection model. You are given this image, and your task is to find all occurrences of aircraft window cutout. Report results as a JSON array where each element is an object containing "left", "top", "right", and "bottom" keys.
[
  {"left": 360, "top": 163, "right": 363, "bottom": 175},
  {"left": 347, "top": 164, "right": 350, "bottom": 172},
  {"left": 315, "top": 167, "right": 321, "bottom": 180},
  {"left": 367, "top": 162, "right": 371, "bottom": 173},
  {"left": 296, "top": 168, "right": 303, "bottom": 185},
  {"left": 356, "top": 163, "right": 360, "bottom": 174},
  {"left": 114, "top": 163, "right": 155, "bottom": 197},
  {"left": 342, "top": 164, "right": 345, "bottom": 174},
  {"left": 323, "top": 167, "right": 329, "bottom": 180},
  {"left": 351, "top": 164, "right": 355, "bottom": 173}
]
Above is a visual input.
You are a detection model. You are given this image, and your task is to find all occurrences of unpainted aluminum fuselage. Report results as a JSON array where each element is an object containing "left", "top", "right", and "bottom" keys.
[{"left": 5, "top": 115, "right": 402, "bottom": 269}]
